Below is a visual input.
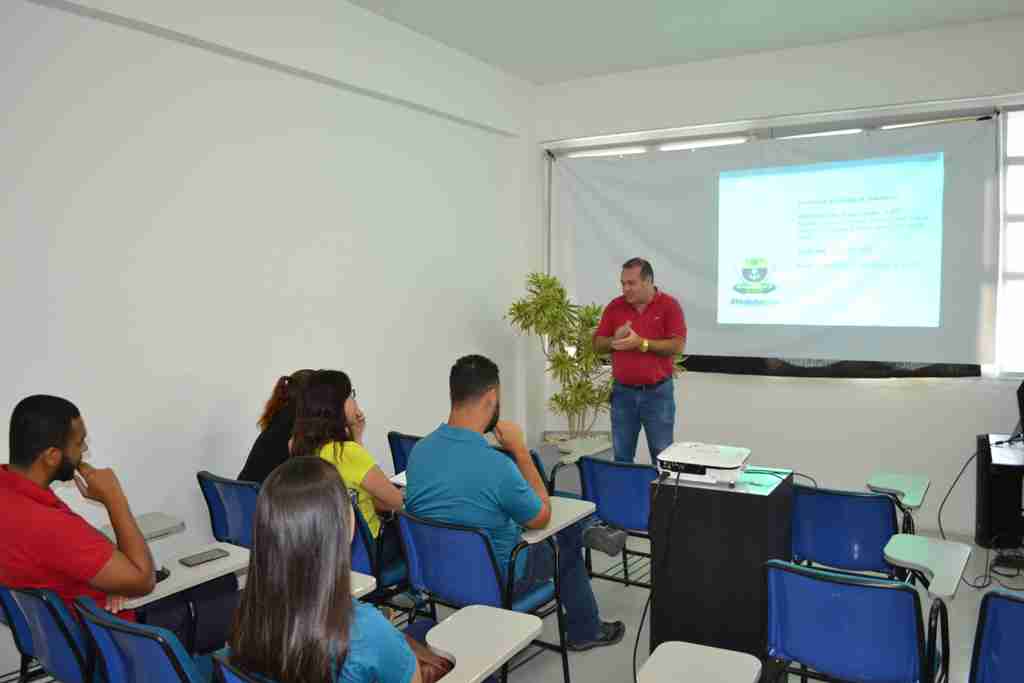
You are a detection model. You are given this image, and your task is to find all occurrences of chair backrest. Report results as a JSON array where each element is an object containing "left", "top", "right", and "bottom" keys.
[
  {"left": 350, "top": 494, "right": 375, "bottom": 576},
  {"left": 578, "top": 456, "right": 659, "bottom": 531},
  {"left": 0, "top": 584, "right": 34, "bottom": 658},
  {"left": 970, "top": 590, "right": 1024, "bottom": 683},
  {"left": 11, "top": 588, "right": 89, "bottom": 683},
  {"left": 197, "top": 471, "right": 260, "bottom": 548},
  {"left": 397, "top": 511, "right": 505, "bottom": 608},
  {"left": 387, "top": 431, "right": 421, "bottom": 474},
  {"left": 791, "top": 484, "right": 898, "bottom": 573},
  {"left": 765, "top": 560, "right": 925, "bottom": 683},
  {"left": 76, "top": 596, "right": 201, "bottom": 683},
  {"left": 214, "top": 658, "right": 266, "bottom": 683}
]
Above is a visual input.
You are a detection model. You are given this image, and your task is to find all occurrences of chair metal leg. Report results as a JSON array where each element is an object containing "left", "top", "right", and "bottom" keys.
[
  {"left": 14, "top": 656, "right": 48, "bottom": 683},
  {"left": 622, "top": 547, "right": 630, "bottom": 584},
  {"left": 926, "top": 597, "right": 949, "bottom": 683},
  {"left": 935, "top": 598, "right": 950, "bottom": 683},
  {"left": 800, "top": 662, "right": 808, "bottom": 683},
  {"left": 550, "top": 539, "right": 571, "bottom": 683}
]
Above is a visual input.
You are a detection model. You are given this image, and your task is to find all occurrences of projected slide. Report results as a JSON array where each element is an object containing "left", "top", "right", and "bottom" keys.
[{"left": 717, "top": 153, "right": 945, "bottom": 327}]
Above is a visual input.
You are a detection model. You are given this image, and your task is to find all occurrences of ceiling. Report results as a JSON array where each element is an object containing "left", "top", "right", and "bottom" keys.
[{"left": 350, "top": 0, "right": 1024, "bottom": 85}]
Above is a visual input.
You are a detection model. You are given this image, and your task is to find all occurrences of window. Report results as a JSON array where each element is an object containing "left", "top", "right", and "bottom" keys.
[{"left": 1001, "top": 110, "right": 1024, "bottom": 372}]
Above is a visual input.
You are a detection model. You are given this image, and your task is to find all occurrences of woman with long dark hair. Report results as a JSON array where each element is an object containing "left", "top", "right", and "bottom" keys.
[
  {"left": 291, "top": 370, "right": 404, "bottom": 547},
  {"left": 238, "top": 369, "right": 313, "bottom": 483},
  {"left": 230, "top": 456, "right": 420, "bottom": 683}
]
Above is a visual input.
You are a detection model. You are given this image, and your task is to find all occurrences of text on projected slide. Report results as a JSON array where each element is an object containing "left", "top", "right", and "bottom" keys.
[{"left": 717, "top": 153, "right": 944, "bottom": 327}]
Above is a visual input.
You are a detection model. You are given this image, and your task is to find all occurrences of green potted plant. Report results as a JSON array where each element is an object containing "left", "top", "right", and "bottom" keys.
[{"left": 507, "top": 273, "right": 612, "bottom": 444}]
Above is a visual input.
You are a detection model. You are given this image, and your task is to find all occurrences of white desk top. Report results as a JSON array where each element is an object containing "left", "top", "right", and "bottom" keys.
[
  {"left": 541, "top": 432, "right": 614, "bottom": 464},
  {"left": 520, "top": 497, "right": 595, "bottom": 545},
  {"left": 390, "top": 471, "right": 407, "bottom": 487},
  {"left": 351, "top": 572, "right": 377, "bottom": 599},
  {"left": 867, "top": 473, "right": 931, "bottom": 509},
  {"left": 101, "top": 511, "right": 185, "bottom": 543},
  {"left": 883, "top": 534, "right": 971, "bottom": 600},
  {"left": 125, "top": 542, "right": 249, "bottom": 610},
  {"left": 426, "top": 605, "right": 541, "bottom": 683},
  {"left": 128, "top": 542, "right": 377, "bottom": 609},
  {"left": 639, "top": 642, "right": 762, "bottom": 683}
]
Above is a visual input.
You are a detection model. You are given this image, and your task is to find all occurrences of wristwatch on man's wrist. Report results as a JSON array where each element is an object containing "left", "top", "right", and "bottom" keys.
[{"left": 640, "top": 338, "right": 650, "bottom": 353}]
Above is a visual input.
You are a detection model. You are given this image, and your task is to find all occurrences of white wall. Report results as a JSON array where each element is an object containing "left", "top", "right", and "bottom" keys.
[
  {"left": 535, "top": 16, "right": 1024, "bottom": 141},
  {"left": 65, "top": 0, "right": 532, "bottom": 137},
  {"left": 0, "top": 0, "right": 542, "bottom": 603},
  {"left": 535, "top": 15, "right": 1024, "bottom": 539}
]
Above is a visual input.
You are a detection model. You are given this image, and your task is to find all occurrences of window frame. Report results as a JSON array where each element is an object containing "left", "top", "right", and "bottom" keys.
[{"left": 998, "top": 109, "right": 1024, "bottom": 375}]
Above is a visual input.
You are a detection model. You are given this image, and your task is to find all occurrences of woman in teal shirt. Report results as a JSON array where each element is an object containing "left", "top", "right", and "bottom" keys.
[{"left": 228, "top": 456, "right": 420, "bottom": 683}]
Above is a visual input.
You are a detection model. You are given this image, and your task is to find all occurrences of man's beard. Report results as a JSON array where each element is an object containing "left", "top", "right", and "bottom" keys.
[
  {"left": 54, "top": 451, "right": 77, "bottom": 482},
  {"left": 485, "top": 399, "right": 500, "bottom": 434}
]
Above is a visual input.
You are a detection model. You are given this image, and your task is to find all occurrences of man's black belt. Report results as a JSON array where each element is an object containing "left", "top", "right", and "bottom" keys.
[{"left": 615, "top": 377, "right": 671, "bottom": 391}]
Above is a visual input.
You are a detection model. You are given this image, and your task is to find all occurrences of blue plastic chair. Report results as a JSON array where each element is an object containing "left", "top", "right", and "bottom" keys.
[
  {"left": 349, "top": 497, "right": 413, "bottom": 614},
  {"left": 764, "top": 559, "right": 931, "bottom": 683},
  {"left": 387, "top": 431, "right": 421, "bottom": 475},
  {"left": 969, "top": 591, "right": 1024, "bottom": 683},
  {"left": 10, "top": 589, "right": 90, "bottom": 683},
  {"left": 577, "top": 456, "right": 658, "bottom": 588},
  {"left": 397, "top": 511, "right": 570, "bottom": 683},
  {"left": 197, "top": 471, "right": 260, "bottom": 548},
  {"left": 791, "top": 484, "right": 900, "bottom": 576},
  {"left": 0, "top": 585, "right": 43, "bottom": 683},
  {"left": 75, "top": 597, "right": 212, "bottom": 683}
]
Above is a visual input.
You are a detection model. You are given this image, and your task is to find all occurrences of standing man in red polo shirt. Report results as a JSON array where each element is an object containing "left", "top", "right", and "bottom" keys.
[
  {"left": 0, "top": 395, "right": 155, "bottom": 611},
  {"left": 594, "top": 258, "right": 686, "bottom": 463}
]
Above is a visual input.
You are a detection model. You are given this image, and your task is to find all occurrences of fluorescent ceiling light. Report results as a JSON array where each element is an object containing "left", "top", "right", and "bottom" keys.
[
  {"left": 565, "top": 146, "right": 647, "bottom": 158},
  {"left": 658, "top": 136, "right": 749, "bottom": 152},
  {"left": 881, "top": 120, "right": 943, "bottom": 130},
  {"left": 777, "top": 128, "right": 863, "bottom": 140},
  {"left": 880, "top": 116, "right": 975, "bottom": 130}
]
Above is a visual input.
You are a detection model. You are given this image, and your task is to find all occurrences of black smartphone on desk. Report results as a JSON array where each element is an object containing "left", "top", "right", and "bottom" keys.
[{"left": 179, "top": 548, "right": 229, "bottom": 567}]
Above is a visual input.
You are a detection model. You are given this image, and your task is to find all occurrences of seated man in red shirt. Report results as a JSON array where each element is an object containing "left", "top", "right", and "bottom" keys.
[{"left": 0, "top": 395, "right": 155, "bottom": 612}]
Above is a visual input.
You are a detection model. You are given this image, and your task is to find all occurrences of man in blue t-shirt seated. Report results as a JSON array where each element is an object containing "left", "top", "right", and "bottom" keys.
[{"left": 405, "top": 354, "right": 625, "bottom": 651}]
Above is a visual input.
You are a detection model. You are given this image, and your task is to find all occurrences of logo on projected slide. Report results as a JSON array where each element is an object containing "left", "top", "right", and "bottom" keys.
[{"left": 733, "top": 258, "right": 776, "bottom": 294}]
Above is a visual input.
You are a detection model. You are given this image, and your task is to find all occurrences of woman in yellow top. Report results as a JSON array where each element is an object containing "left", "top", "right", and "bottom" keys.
[{"left": 290, "top": 370, "right": 404, "bottom": 556}]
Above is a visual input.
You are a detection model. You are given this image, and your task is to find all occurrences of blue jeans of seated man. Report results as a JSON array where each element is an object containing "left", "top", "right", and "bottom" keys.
[
  {"left": 511, "top": 520, "right": 600, "bottom": 644},
  {"left": 611, "top": 379, "right": 675, "bottom": 463}
]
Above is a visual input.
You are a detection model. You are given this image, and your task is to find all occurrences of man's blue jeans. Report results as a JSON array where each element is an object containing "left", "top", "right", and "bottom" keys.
[
  {"left": 511, "top": 520, "right": 600, "bottom": 644},
  {"left": 611, "top": 379, "right": 675, "bottom": 463}
]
